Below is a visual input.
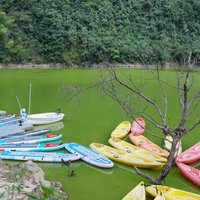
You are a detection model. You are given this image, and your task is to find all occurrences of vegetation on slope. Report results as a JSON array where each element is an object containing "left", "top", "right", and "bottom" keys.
[{"left": 0, "top": 0, "right": 200, "bottom": 64}]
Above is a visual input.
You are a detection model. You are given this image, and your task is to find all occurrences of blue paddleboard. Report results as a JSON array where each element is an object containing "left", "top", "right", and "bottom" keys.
[
  {"left": 0, "top": 129, "right": 50, "bottom": 139},
  {"left": 0, "top": 114, "right": 16, "bottom": 123},
  {"left": 0, "top": 143, "right": 65, "bottom": 151},
  {"left": 0, "top": 151, "right": 80, "bottom": 162},
  {"left": 65, "top": 142, "right": 114, "bottom": 168},
  {"left": 0, "top": 134, "right": 62, "bottom": 144},
  {"left": 0, "top": 116, "right": 24, "bottom": 127}
]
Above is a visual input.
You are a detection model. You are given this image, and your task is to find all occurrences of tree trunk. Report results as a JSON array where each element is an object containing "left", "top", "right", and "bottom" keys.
[{"left": 134, "top": 135, "right": 180, "bottom": 185}]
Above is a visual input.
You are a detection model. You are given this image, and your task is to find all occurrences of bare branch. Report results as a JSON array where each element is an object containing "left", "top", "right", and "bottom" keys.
[
  {"left": 178, "top": 53, "right": 192, "bottom": 128},
  {"left": 101, "top": 78, "right": 168, "bottom": 140},
  {"left": 188, "top": 91, "right": 200, "bottom": 108},
  {"left": 187, "top": 118, "right": 200, "bottom": 133},
  {"left": 156, "top": 137, "right": 180, "bottom": 183},
  {"left": 61, "top": 80, "right": 112, "bottom": 103},
  {"left": 135, "top": 110, "right": 163, "bottom": 129},
  {"left": 134, "top": 167, "right": 158, "bottom": 184},
  {"left": 62, "top": 53, "right": 199, "bottom": 185},
  {"left": 109, "top": 69, "right": 166, "bottom": 125},
  {"left": 187, "top": 97, "right": 200, "bottom": 116},
  {"left": 138, "top": 57, "right": 168, "bottom": 123},
  {"left": 103, "top": 71, "right": 170, "bottom": 136},
  {"left": 176, "top": 69, "right": 184, "bottom": 108}
]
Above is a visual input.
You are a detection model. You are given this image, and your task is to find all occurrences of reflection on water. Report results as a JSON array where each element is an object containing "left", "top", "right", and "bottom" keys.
[
  {"left": 191, "top": 160, "right": 200, "bottom": 168},
  {"left": 115, "top": 163, "right": 138, "bottom": 175},
  {"left": 81, "top": 162, "right": 114, "bottom": 175},
  {"left": 38, "top": 159, "right": 82, "bottom": 168},
  {"left": 34, "top": 121, "right": 65, "bottom": 132},
  {"left": 38, "top": 159, "right": 114, "bottom": 175},
  {"left": 57, "top": 84, "right": 81, "bottom": 103},
  {"left": 1, "top": 155, "right": 80, "bottom": 166}
]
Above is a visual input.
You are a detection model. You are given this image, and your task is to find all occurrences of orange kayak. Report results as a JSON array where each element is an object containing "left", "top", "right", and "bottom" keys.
[{"left": 129, "top": 134, "right": 169, "bottom": 157}]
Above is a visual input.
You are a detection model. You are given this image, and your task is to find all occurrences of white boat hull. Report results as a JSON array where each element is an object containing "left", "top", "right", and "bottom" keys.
[{"left": 25, "top": 112, "right": 65, "bottom": 125}]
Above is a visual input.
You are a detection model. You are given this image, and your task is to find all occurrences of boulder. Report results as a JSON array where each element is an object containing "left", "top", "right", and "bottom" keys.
[{"left": 0, "top": 159, "right": 68, "bottom": 200}]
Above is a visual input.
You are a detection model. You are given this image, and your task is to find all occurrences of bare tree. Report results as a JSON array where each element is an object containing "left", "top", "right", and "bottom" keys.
[
  {"left": 101, "top": 53, "right": 199, "bottom": 184},
  {"left": 61, "top": 53, "right": 199, "bottom": 184}
]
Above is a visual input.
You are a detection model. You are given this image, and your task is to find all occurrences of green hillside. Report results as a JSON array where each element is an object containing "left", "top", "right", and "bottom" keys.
[{"left": 1, "top": 0, "right": 200, "bottom": 64}]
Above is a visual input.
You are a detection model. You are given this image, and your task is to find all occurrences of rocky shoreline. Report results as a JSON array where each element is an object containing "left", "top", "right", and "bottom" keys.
[
  {"left": 0, "top": 62, "right": 176, "bottom": 69},
  {"left": 1, "top": 63, "right": 199, "bottom": 69},
  {"left": 0, "top": 159, "right": 68, "bottom": 200}
]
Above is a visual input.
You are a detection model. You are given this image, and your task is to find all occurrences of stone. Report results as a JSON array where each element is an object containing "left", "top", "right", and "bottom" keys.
[{"left": 0, "top": 160, "right": 68, "bottom": 200}]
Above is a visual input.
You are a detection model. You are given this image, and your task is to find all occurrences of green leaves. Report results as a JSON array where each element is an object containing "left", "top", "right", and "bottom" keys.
[{"left": 0, "top": 12, "right": 9, "bottom": 39}]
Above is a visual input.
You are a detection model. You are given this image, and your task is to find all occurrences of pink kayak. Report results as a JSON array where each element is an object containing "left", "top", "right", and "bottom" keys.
[
  {"left": 176, "top": 162, "right": 200, "bottom": 187},
  {"left": 129, "top": 134, "right": 169, "bottom": 158},
  {"left": 131, "top": 118, "right": 145, "bottom": 136},
  {"left": 176, "top": 142, "right": 200, "bottom": 164}
]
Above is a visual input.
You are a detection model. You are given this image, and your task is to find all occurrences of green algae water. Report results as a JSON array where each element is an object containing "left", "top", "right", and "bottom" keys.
[{"left": 0, "top": 68, "right": 199, "bottom": 199}]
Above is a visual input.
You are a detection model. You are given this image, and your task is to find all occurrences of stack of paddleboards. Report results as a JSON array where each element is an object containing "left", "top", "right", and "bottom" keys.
[
  {"left": 0, "top": 127, "right": 114, "bottom": 167},
  {"left": 0, "top": 141, "right": 114, "bottom": 168},
  {"left": 0, "top": 113, "right": 34, "bottom": 136},
  {"left": 0, "top": 114, "right": 16, "bottom": 123},
  {"left": 0, "top": 127, "right": 81, "bottom": 163},
  {"left": 0, "top": 113, "right": 114, "bottom": 167},
  {"left": 0, "top": 130, "right": 63, "bottom": 150},
  {"left": 0, "top": 115, "right": 24, "bottom": 128}
]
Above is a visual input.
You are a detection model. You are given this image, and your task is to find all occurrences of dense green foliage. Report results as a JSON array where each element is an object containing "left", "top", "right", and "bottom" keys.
[
  {"left": 0, "top": 11, "right": 15, "bottom": 62},
  {"left": 1, "top": 0, "right": 200, "bottom": 64}
]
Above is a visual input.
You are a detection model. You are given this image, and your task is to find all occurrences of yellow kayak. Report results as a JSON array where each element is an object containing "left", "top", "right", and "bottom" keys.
[
  {"left": 90, "top": 143, "right": 164, "bottom": 170},
  {"left": 154, "top": 192, "right": 165, "bottom": 200},
  {"left": 122, "top": 181, "right": 145, "bottom": 200},
  {"left": 164, "top": 135, "right": 182, "bottom": 157},
  {"left": 111, "top": 121, "right": 131, "bottom": 139},
  {"left": 129, "top": 134, "right": 169, "bottom": 158},
  {"left": 108, "top": 138, "right": 167, "bottom": 163},
  {"left": 146, "top": 185, "right": 200, "bottom": 200}
]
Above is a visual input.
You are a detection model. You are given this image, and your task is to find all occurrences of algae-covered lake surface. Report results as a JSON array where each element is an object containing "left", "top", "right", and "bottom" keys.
[{"left": 0, "top": 68, "right": 199, "bottom": 199}]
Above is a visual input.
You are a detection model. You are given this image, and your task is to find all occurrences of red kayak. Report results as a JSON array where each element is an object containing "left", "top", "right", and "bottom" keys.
[
  {"left": 176, "top": 142, "right": 200, "bottom": 164},
  {"left": 176, "top": 162, "right": 200, "bottom": 187},
  {"left": 131, "top": 118, "right": 145, "bottom": 136}
]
